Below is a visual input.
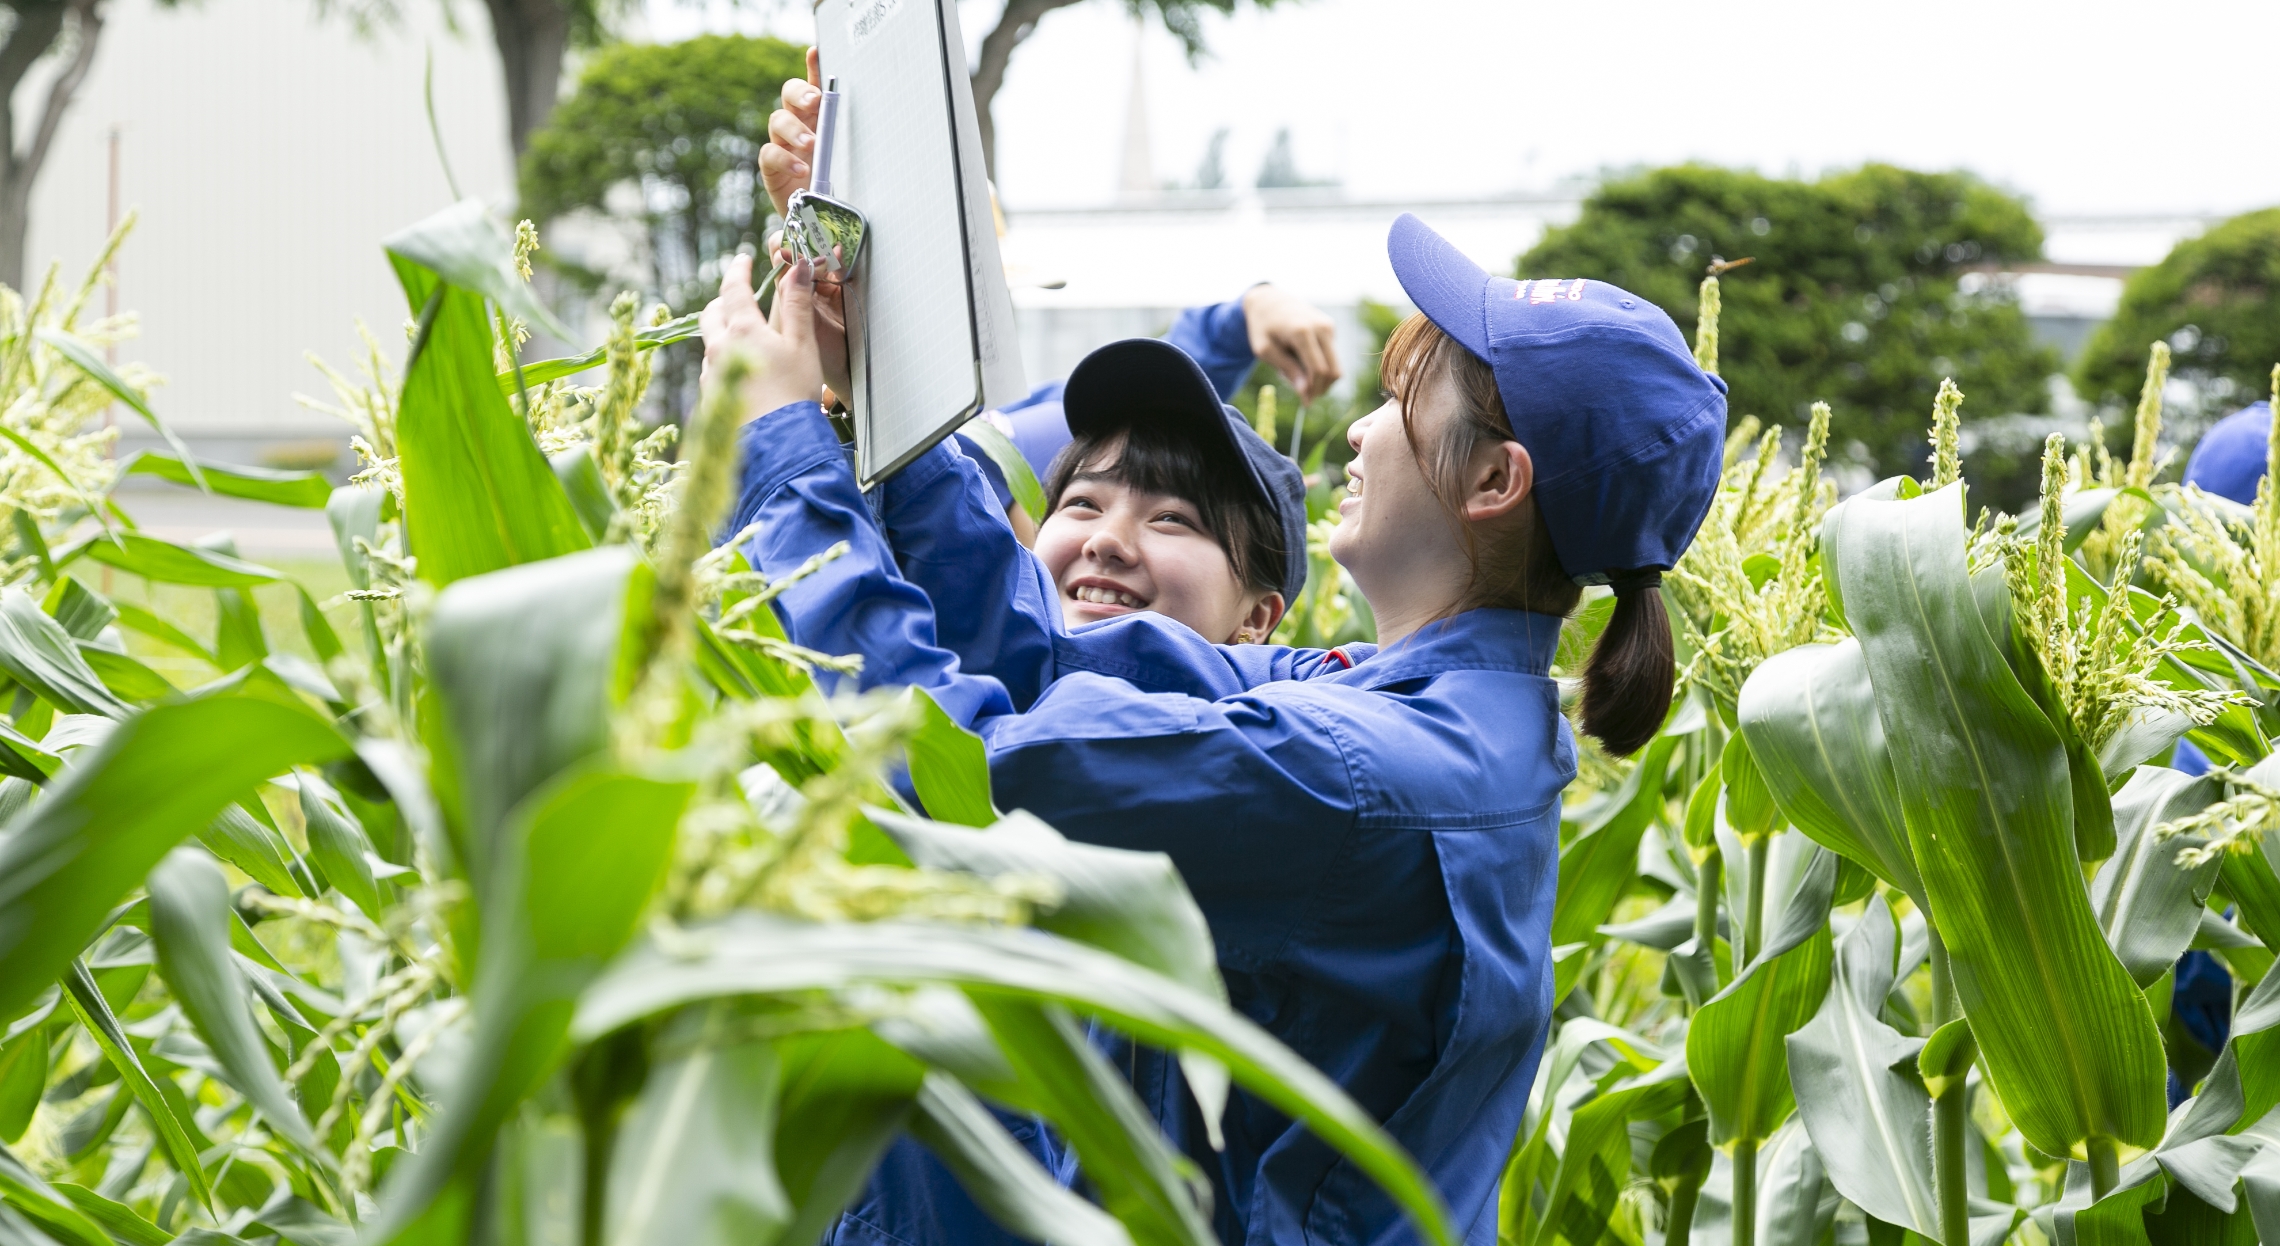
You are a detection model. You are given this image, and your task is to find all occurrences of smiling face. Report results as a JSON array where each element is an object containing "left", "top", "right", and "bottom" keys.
[{"left": 1033, "top": 433, "right": 1283, "bottom": 644}]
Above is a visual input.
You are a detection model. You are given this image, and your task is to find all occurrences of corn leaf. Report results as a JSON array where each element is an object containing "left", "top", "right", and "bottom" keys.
[
  {"left": 1526, "top": 1060, "right": 1690, "bottom": 1246},
  {"left": 574, "top": 912, "right": 1457, "bottom": 1246},
  {"left": 902, "top": 687, "right": 995, "bottom": 827},
  {"left": 2093, "top": 768, "right": 2227, "bottom": 988},
  {"left": 1739, "top": 640, "right": 1926, "bottom": 912},
  {"left": 872, "top": 808, "right": 1220, "bottom": 1001},
  {"left": 1686, "top": 842, "right": 1836, "bottom": 1147},
  {"left": 1783, "top": 897, "right": 1937, "bottom": 1236},
  {"left": 908, "top": 1069, "right": 1133, "bottom": 1246},
  {"left": 366, "top": 766, "right": 690, "bottom": 1246},
  {"left": 602, "top": 1008, "right": 792, "bottom": 1246},
  {"left": 34, "top": 328, "right": 203, "bottom": 490},
  {"left": 68, "top": 532, "right": 283, "bottom": 589},
  {"left": 975, "top": 999, "right": 1216, "bottom": 1246},
  {"left": 49, "top": 1184, "right": 167, "bottom": 1246},
  {"left": 769, "top": 1030, "right": 923, "bottom": 1246},
  {"left": 78, "top": 646, "right": 174, "bottom": 704},
  {"left": 111, "top": 602, "right": 214, "bottom": 665},
  {"left": 118, "top": 451, "right": 330, "bottom": 509},
  {"left": 387, "top": 249, "right": 589, "bottom": 588},
  {"left": 957, "top": 418, "right": 1048, "bottom": 524},
  {"left": 298, "top": 774, "right": 384, "bottom": 919},
  {"left": 1552, "top": 730, "right": 1681, "bottom": 947},
  {"left": 146, "top": 848, "right": 319, "bottom": 1153},
  {"left": 424, "top": 547, "right": 639, "bottom": 885},
  {"left": 382, "top": 200, "right": 569, "bottom": 341},
  {"left": 0, "top": 590, "right": 127, "bottom": 718},
  {"left": 60, "top": 962, "right": 212, "bottom": 1212},
  {"left": 0, "top": 687, "right": 347, "bottom": 1022},
  {"left": 499, "top": 313, "right": 700, "bottom": 393},
  {"left": 547, "top": 446, "right": 616, "bottom": 543},
  {"left": 197, "top": 802, "right": 303, "bottom": 899},
  {"left": 0, "top": 1140, "right": 110, "bottom": 1246},
  {"left": 0, "top": 1025, "right": 43, "bottom": 1144},
  {"left": 1826, "top": 482, "right": 2168, "bottom": 1156}
]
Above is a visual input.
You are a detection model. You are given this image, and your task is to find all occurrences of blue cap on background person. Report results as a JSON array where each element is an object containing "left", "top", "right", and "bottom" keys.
[
  {"left": 1385, "top": 213, "right": 1727, "bottom": 584},
  {"left": 1060, "top": 337, "right": 1312, "bottom": 606},
  {"left": 2184, "top": 399, "right": 2274, "bottom": 506}
]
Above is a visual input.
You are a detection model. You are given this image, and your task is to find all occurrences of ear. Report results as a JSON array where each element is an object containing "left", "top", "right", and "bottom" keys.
[
  {"left": 1462, "top": 440, "right": 1534, "bottom": 523},
  {"left": 1239, "top": 591, "right": 1287, "bottom": 641}
]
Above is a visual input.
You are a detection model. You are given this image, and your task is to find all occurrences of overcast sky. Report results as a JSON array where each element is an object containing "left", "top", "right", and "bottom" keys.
[{"left": 647, "top": 0, "right": 2280, "bottom": 219}]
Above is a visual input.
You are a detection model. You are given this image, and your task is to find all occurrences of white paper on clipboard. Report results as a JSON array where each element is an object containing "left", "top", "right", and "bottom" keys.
[{"left": 816, "top": 0, "right": 1026, "bottom": 486}]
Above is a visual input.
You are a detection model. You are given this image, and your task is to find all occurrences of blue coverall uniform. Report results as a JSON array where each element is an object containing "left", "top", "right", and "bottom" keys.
[{"left": 730, "top": 398, "right": 1569, "bottom": 1246}]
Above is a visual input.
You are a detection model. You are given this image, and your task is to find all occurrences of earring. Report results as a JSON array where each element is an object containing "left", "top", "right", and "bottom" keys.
[{"left": 1234, "top": 629, "right": 1256, "bottom": 644}]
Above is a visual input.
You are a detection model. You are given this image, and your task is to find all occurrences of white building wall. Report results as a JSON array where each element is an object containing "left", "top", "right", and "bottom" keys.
[{"left": 26, "top": 0, "right": 513, "bottom": 449}]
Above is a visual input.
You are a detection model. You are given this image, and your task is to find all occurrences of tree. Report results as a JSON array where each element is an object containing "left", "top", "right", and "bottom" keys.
[
  {"left": 972, "top": 0, "right": 1293, "bottom": 177},
  {"left": 0, "top": 0, "right": 148, "bottom": 288},
  {"left": 520, "top": 34, "right": 802, "bottom": 408},
  {"left": 2075, "top": 206, "right": 2280, "bottom": 438},
  {"left": 1519, "top": 164, "right": 2058, "bottom": 493}
]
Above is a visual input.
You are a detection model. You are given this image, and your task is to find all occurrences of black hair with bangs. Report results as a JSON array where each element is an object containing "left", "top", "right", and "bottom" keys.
[{"left": 1042, "top": 417, "right": 1287, "bottom": 601}]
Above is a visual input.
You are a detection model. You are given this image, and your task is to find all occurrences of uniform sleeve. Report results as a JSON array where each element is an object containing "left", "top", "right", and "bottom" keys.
[
  {"left": 728, "top": 402, "right": 1361, "bottom": 896},
  {"left": 978, "top": 673, "right": 1359, "bottom": 941},
  {"left": 725, "top": 400, "right": 1014, "bottom": 729},
  {"left": 1162, "top": 296, "right": 1257, "bottom": 400},
  {"left": 876, "top": 436, "right": 1063, "bottom": 709},
  {"left": 950, "top": 430, "right": 1014, "bottom": 510}
]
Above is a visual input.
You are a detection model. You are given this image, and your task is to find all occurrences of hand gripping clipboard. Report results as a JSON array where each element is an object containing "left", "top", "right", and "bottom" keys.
[{"left": 813, "top": 0, "right": 1028, "bottom": 486}]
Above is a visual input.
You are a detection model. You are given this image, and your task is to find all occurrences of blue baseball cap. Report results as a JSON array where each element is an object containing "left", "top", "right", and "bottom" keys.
[
  {"left": 1386, "top": 213, "right": 1727, "bottom": 584},
  {"left": 1062, "top": 338, "right": 1311, "bottom": 605},
  {"left": 2184, "top": 400, "right": 2271, "bottom": 505}
]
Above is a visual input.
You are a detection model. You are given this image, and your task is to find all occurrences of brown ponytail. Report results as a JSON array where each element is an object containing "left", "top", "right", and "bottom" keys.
[
  {"left": 1381, "top": 312, "right": 1677, "bottom": 757},
  {"left": 1581, "top": 577, "right": 1675, "bottom": 756}
]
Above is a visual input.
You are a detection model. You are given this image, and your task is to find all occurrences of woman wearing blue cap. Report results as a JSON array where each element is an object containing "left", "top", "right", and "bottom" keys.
[{"left": 704, "top": 214, "right": 1726, "bottom": 1245}]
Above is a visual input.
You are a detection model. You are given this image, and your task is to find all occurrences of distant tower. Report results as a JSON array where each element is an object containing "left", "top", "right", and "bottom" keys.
[{"left": 1118, "top": 19, "right": 1155, "bottom": 196}]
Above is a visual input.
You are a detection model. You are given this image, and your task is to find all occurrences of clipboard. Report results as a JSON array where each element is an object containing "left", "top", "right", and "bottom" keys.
[{"left": 814, "top": 0, "right": 1028, "bottom": 486}]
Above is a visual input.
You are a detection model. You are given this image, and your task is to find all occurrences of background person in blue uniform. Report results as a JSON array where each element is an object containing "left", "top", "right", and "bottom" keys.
[
  {"left": 2163, "top": 397, "right": 2273, "bottom": 1101},
  {"left": 962, "top": 283, "right": 1342, "bottom": 547},
  {"left": 700, "top": 212, "right": 1724, "bottom": 1245}
]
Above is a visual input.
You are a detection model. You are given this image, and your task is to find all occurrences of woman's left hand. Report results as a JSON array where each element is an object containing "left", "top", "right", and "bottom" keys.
[{"left": 700, "top": 252, "right": 824, "bottom": 420}]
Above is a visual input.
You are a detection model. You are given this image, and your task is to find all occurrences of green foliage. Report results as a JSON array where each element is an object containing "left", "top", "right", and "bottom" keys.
[
  {"left": 0, "top": 206, "right": 1452, "bottom": 1246},
  {"left": 1519, "top": 163, "right": 2058, "bottom": 494},
  {"left": 2078, "top": 207, "right": 2280, "bottom": 431},
  {"left": 521, "top": 35, "right": 805, "bottom": 316}
]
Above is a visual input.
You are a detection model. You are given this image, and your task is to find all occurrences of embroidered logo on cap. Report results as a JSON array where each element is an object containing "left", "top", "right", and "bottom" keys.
[{"left": 1517, "top": 278, "right": 1587, "bottom": 305}]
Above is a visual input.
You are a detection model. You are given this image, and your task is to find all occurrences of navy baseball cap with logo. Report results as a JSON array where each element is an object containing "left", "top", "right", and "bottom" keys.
[
  {"left": 1386, "top": 213, "right": 1726, "bottom": 584},
  {"left": 1062, "top": 338, "right": 1311, "bottom": 605}
]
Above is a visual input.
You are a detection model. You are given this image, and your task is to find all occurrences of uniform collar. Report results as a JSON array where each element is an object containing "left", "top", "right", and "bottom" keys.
[{"left": 1338, "top": 609, "right": 1564, "bottom": 689}]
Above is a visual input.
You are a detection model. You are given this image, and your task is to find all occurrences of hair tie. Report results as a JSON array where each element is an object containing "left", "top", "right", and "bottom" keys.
[{"left": 1608, "top": 569, "right": 1663, "bottom": 596}]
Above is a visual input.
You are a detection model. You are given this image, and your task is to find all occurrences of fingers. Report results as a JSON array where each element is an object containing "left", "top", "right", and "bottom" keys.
[
  {"left": 1294, "top": 325, "right": 1341, "bottom": 401},
  {"left": 772, "top": 258, "right": 817, "bottom": 353},
  {"left": 719, "top": 251, "right": 755, "bottom": 307},
  {"left": 759, "top": 144, "right": 808, "bottom": 213},
  {"left": 806, "top": 45, "right": 820, "bottom": 88},
  {"left": 1257, "top": 338, "right": 1307, "bottom": 398},
  {"left": 769, "top": 104, "right": 817, "bottom": 161}
]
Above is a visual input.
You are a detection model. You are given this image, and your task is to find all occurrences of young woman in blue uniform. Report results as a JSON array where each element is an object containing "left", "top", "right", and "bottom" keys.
[{"left": 702, "top": 214, "right": 1726, "bottom": 1246}]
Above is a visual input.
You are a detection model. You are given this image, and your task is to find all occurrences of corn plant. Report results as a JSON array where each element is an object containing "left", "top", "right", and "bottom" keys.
[
  {"left": 1503, "top": 273, "right": 2280, "bottom": 1246},
  {"left": 0, "top": 201, "right": 1455, "bottom": 1246}
]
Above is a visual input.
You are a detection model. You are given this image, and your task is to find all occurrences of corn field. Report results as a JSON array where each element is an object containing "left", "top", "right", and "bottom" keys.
[
  {"left": 1512, "top": 279, "right": 2280, "bottom": 1245},
  {"left": 0, "top": 203, "right": 1446, "bottom": 1246},
  {"left": 0, "top": 198, "right": 2269, "bottom": 1246}
]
